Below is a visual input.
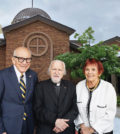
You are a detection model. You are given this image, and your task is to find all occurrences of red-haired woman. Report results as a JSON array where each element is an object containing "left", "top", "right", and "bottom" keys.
[{"left": 74, "top": 58, "right": 116, "bottom": 134}]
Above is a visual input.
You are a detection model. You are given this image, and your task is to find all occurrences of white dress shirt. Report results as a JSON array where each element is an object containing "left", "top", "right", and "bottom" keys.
[{"left": 13, "top": 65, "right": 26, "bottom": 85}]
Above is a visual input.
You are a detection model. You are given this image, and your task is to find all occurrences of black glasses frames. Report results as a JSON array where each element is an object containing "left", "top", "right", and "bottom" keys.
[{"left": 14, "top": 56, "right": 32, "bottom": 63}]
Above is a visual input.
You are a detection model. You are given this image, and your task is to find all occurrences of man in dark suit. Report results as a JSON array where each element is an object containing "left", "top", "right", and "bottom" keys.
[
  {"left": 0, "top": 47, "right": 38, "bottom": 134},
  {"left": 34, "top": 60, "right": 78, "bottom": 134}
]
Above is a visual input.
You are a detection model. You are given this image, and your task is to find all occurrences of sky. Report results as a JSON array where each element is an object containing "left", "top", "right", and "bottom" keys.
[{"left": 0, "top": 0, "right": 120, "bottom": 44}]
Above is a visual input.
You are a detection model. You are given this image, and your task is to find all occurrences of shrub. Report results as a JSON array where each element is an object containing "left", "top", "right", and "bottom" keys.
[{"left": 117, "top": 95, "right": 120, "bottom": 107}]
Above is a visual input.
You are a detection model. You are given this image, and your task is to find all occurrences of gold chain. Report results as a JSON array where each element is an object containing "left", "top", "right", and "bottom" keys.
[{"left": 86, "top": 79, "right": 100, "bottom": 91}]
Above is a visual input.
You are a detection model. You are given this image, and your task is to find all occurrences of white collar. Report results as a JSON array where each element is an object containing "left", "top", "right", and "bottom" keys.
[{"left": 13, "top": 65, "right": 26, "bottom": 83}]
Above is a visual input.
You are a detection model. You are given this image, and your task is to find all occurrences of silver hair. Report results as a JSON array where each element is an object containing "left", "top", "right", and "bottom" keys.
[
  {"left": 48, "top": 60, "right": 66, "bottom": 75},
  {"left": 13, "top": 47, "right": 32, "bottom": 57}
]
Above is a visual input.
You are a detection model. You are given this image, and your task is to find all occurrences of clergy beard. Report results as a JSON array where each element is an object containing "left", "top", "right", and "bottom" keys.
[{"left": 51, "top": 77, "right": 61, "bottom": 84}]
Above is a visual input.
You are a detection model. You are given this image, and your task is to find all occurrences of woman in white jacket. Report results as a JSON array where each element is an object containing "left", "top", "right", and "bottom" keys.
[{"left": 74, "top": 59, "right": 116, "bottom": 134}]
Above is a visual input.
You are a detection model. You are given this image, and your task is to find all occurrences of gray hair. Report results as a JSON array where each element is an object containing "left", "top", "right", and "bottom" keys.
[
  {"left": 48, "top": 60, "right": 66, "bottom": 75},
  {"left": 13, "top": 47, "right": 32, "bottom": 57}
]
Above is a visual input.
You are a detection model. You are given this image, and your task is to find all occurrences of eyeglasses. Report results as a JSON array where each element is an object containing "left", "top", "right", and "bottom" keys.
[{"left": 14, "top": 56, "right": 32, "bottom": 63}]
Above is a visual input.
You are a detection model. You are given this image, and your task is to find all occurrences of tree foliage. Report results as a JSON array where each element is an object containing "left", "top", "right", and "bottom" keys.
[
  {"left": 74, "top": 26, "right": 95, "bottom": 45},
  {"left": 56, "top": 27, "right": 120, "bottom": 80}
]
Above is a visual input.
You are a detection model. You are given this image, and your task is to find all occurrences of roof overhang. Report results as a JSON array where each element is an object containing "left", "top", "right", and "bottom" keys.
[{"left": 3, "top": 15, "right": 75, "bottom": 35}]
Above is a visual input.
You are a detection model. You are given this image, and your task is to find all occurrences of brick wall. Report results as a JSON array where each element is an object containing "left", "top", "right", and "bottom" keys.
[
  {"left": 104, "top": 40, "right": 120, "bottom": 46},
  {"left": 0, "top": 45, "right": 5, "bottom": 70},
  {"left": 4, "top": 21, "right": 70, "bottom": 80}
]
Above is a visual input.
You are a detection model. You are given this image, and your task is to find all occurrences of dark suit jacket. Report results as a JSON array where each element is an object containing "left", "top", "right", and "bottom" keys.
[
  {"left": 0, "top": 66, "right": 38, "bottom": 134},
  {"left": 33, "top": 79, "right": 78, "bottom": 134}
]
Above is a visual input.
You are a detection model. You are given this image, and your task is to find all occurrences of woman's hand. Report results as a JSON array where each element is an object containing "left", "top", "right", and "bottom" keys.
[
  {"left": 80, "top": 124, "right": 95, "bottom": 134},
  {"left": 80, "top": 126, "right": 90, "bottom": 134},
  {"left": 89, "top": 127, "right": 95, "bottom": 133},
  {"left": 80, "top": 124, "right": 89, "bottom": 134}
]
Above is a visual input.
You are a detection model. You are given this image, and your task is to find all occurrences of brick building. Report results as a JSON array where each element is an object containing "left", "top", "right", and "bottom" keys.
[
  {"left": 1, "top": 8, "right": 120, "bottom": 94},
  {"left": 0, "top": 8, "right": 76, "bottom": 80}
]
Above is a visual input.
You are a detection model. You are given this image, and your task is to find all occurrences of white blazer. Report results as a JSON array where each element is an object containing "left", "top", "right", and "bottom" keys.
[{"left": 74, "top": 79, "right": 117, "bottom": 134}]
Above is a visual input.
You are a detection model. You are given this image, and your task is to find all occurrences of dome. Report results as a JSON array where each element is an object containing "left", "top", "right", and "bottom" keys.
[{"left": 12, "top": 8, "right": 51, "bottom": 24}]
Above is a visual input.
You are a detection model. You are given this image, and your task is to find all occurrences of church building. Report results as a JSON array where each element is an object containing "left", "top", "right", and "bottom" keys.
[{"left": 0, "top": 8, "right": 77, "bottom": 80}]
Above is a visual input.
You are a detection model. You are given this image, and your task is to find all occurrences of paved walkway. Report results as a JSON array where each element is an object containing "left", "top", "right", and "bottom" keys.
[{"left": 116, "top": 107, "right": 120, "bottom": 118}]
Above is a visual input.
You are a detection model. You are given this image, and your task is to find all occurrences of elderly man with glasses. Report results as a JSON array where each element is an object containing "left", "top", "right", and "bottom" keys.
[{"left": 0, "top": 47, "right": 38, "bottom": 134}]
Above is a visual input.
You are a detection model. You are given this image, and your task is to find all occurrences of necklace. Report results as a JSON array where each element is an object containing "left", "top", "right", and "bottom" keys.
[{"left": 86, "top": 79, "right": 100, "bottom": 91}]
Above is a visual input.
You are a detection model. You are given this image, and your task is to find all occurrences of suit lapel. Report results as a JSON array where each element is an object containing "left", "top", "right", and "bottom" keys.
[
  {"left": 9, "top": 66, "right": 22, "bottom": 101},
  {"left": 47, "top": 79, "right": 58, "bottom": 105},
  {"left": 25, "top": 70, "right": 32, "bottom": 101},
  {"left": 58, "top": 80, "right": 67, "bottom": 107}
]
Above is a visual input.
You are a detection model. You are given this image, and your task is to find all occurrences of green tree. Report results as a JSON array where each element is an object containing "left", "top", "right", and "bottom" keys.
[
  {"left": 74, "top": 26, "right": 95, "bottom": 45},
  {"left": 56, "top": 27, "right": 120, "bottom": 80}
]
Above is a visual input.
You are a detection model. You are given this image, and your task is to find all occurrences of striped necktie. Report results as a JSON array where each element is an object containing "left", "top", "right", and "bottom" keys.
[{"left": 20, "top": 74, "right": 27, "bottom": 120}]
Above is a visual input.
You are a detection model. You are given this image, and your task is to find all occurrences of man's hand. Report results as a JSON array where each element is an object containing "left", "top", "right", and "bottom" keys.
[
  {"left": 53, "top": 127, "right": 61, "bottom": 133},
  {"left": 2, "top": 132, "right": 7, "bottom": 134},
  {"left": 55, "top": 119, "right": 69, "bottom": 132}
]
